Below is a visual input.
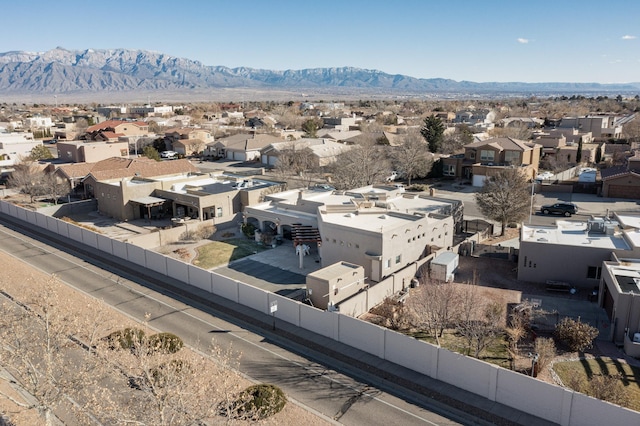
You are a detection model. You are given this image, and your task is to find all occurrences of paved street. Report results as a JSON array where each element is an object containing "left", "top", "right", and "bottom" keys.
[
  {"left": 2, "top": 217, "right": 519, "bottom": 426},
  {"left": 432, "top": 181, "right": 640, "bottom": 229}
]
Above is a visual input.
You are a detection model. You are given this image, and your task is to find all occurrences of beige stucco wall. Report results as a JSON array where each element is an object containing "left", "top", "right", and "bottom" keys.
[
  {"left": 114, "top": 122, "right": 148, "bottom": 136},
  {"left": 318, "top": 212, "right": 453, "bottom": 282},
  {"left": 518, "top": 240, "right": 633, "bottom": 289},
  {"left": 95, "top": 178, "right": 161, "bottom": 221},
  {"left": 306, "top": 262, "right": 366, "bottom": 309},
  {"left": 82, "top": 142, "right": 129, "bottom": 163}
]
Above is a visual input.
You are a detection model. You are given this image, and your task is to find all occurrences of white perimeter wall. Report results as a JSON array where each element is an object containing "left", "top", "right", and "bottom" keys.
[{"left": 2, "top": 200, "right": 638, "bottom": 426}]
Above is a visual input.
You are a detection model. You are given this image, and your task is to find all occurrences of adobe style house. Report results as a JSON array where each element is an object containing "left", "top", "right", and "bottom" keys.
[
  {"left": 244, "top": 186, "right": 461, "bottom": 283},
  {"left": 56, "top": 140, "right": 129, "bottom": 163},
  {"left": 518, "top": 214, "right": 640, "bottom": 291},
  {"left": 599, "top": 255, "right": 640, "bottom": 356},
  {"left": 558, "top": 115, "right": 623, "bottom": 141},
  {"left": 441, "top": 137, "right": 541, "bottom": 186}
]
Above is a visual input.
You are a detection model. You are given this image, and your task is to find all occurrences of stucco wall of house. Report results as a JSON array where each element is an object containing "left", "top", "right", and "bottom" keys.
[{"left": 518, "top": 241, "right": 622, "bottom": 288}]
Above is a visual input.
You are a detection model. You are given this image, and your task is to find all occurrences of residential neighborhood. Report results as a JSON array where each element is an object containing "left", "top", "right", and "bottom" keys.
[{"left": 2, "top": 96, "right": 640, "bottom": 425}]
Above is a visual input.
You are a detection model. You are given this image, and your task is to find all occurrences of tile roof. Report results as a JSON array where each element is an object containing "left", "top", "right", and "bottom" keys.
[
  {"left": 63, "top": 157, "right": 199, "bottom": 181},
  {"left": 87, "top": 120, "right": 147, "bottom": 132}
]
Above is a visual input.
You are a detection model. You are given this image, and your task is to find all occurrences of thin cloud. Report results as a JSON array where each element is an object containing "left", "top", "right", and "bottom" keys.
[
  {"left": 622, "top": 35, "right": 636, "bottom": 40},
  {"left": 517, "top": 38, "right": 529, "bottom": 44}
]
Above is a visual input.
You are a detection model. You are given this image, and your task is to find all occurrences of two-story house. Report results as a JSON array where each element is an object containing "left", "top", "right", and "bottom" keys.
[
  {"left": 441, "top": 137, "right": 541, "bottom": 186},
  {"left": 164, "top": 128, "right": 214, "bottom": 156}
]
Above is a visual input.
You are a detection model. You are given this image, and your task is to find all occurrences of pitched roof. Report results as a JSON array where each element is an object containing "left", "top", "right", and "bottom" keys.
[
  {"left": 64, "top": 157, "right": 199, "bottom": 182},
  {"left": 465, "top": 137, "right": 532, "bottom": 151},
  {"left": 87, "top": 120, "right": 147, "bottom": 132},
  {"left": 219, "top": 133, "right": 283, "bottom": 151}
]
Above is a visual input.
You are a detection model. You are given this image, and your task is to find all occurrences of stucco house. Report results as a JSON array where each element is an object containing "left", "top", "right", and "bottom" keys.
[
  {"left": 243, "top": 185, "right": 460, "bottom": 283},
  {"left": 558, "top": 115, "right": 623, "bottom": 141},
  {"left": 599, "top": 255, "right": 640, "bottom": 356},
  {"left": 260, "top": 138, "right": 352, "bottom": 168},
  {"left": 441, "top": 137, "right": 541, "bottom": 185},
  {"left": 85, "top": 119, "right": 149, "bottom": 139},
  {"left": 518, "top": 213, "right": 640, "bottom": 290},
  {"left": 56, "top": 140, "right": 130, "bottom": 163},
  {"left": 164, "top": 128, "right": 213, "bottom": 156},
  {"left": 212, "top": 133, "right": 283, "bottom": 161},
  {"left": 85, "top": 157, "right": 284, "bottom": 224}
]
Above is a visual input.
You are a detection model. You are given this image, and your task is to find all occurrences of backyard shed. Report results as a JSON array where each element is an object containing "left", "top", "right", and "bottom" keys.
[{"left": 431, "top": 252, "right": 459, "bottom": 282}]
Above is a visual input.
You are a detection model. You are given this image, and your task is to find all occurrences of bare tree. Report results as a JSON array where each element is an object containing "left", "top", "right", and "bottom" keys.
[
  {"left": 6, "top": 159, "right": 48, "bottom": 202},
  {"left": 274, "top": 143, "right": 315, "bottom": 179},
  {"left": 41, "top": 173, "right": 70, "bottom": 204},
  {"left": 457, "top": 301, "right": 503, "bottom": 358},
  {"left": 475, "top": 168, "right": 532, "bottom": 236},
  {"left": 329, "top": 137, "right": 391, "bottom": 189},
  {"left": 409, "top": 279, "right": 460, "bottom": 346},
  {"left": 392, "top": 129, "right": 434, "bottom": 185},
  {"left": 0, "top": 278, "right": 112, "bottom": 425},
  {"left": 533, "top": 337, "right": 556, "bottom": 373}
]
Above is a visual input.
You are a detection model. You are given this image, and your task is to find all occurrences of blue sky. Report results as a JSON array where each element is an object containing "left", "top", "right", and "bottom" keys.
[{"left": 2, "top": 1, "right": 639, "bottom": 83}]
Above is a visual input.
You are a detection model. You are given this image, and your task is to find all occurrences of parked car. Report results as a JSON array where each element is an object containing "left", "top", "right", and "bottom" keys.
[
  {"left": 160, "top": 150, "right": 178, "bottom": 159},
  {"left": 540, "top": 203, "right": 578, "bottom": 216}
]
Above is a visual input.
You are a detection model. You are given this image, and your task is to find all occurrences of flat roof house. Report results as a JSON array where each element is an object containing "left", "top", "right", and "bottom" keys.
[
  {"left": 599, "top": 256, "right": 640, "bottom": 356},
  {"left": 244, "top": 186, "right": 460, "bottom": 283}
]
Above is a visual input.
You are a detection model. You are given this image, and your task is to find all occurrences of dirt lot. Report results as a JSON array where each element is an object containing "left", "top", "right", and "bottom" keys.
[{"left": 0, "top": 251, "right": 329, "bottom": 426}]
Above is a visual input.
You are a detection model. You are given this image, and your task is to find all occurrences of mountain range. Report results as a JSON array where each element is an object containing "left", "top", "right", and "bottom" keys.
[{"left": 0, "top": 47, "right": 637, "bottom": 102}]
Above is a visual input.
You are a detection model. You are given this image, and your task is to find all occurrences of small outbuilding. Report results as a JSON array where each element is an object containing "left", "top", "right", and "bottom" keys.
[
  {"left": 306, "top": 262, "right": 366, "bottom": 310},
  {"left": 430, "top": 252, "right": 459, "bottom": 282}
]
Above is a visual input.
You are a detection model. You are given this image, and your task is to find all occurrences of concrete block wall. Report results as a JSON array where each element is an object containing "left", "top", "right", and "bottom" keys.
[{"left": 2, "top": 200, "right": 639, "bottom": 426}]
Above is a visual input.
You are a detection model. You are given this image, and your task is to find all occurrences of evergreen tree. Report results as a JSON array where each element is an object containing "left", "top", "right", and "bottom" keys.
[{"left": 420, "top": 115, "right": 445, "bottom": 153}]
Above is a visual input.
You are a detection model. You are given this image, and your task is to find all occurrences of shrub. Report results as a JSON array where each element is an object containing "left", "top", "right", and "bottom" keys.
[
  {"left": 231, "top": 384, "right": 286, "bottom": 420},
  {"left": 406, "top": 184, "right": 430, "bottom": 192},
  {"left": 146, "top": 332, "right": 184, "bottom": 354},
  {"left": 554, "top": 317, "right": 599, "bottom": 352},
  {"left": 179, "top": 229, "right": 197, "bottom": 241},
  {"left": 241, "top": 223, "right": 256, "bottom": 238},
  {"left": 195, "top": 224, "right": 216, "bottom": 240},
  {"left": 106, "top": 328, "right": 146, "bottom": 350}
]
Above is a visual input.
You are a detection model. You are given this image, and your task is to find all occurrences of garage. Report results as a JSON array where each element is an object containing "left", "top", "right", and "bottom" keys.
[
  {"left": 603, "top": 172, "right": 640, "bottom": 199},
  {"left": 607, "top": 184, "right": 640, "bottom": 199}
]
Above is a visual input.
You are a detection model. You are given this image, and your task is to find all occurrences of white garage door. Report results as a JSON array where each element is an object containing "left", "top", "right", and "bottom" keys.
[{"left": 472, "top": 175, "right": 487, "bottom": 187}]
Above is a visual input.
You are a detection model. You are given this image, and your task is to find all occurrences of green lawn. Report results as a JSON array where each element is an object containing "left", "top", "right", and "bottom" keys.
[
  {"left": 553, "top": 357, "right": 640, "bottom": 411},
  {"left": 192, "top": 238, "right": 267, "bottom": 269}
]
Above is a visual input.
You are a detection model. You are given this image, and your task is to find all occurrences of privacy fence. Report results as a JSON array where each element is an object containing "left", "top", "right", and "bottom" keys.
[{"left": 1, "top": 200, "right": 637, "bottom": 426}]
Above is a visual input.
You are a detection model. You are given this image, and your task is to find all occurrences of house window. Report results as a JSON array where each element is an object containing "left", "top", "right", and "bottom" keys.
[
  {"left": 480, "top": 150, "right": 495, "bottom": 162},
  {"left": 385, "top": 259, "right": 391, "bottom": 269},
  {"left": 469, "top": 151, "right": 476, "bottom": 159},
  {"left": 443, "top": 164, "right": 456, "bottom": 176},
  {"left": 587, "top": 266, "right": 602, "bottom": 279},
  {"left": 505, "top": 151, "right": 520, "bottom": 164},
  {"left": 395, "top": 255, "right": 401, "bottom": 264},
  {"left": 216, "top": 207, "right": 223, "bottom": 217}
]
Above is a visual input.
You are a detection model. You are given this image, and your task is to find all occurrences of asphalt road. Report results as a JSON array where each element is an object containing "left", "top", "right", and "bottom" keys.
[{"left": 0, "top": 218, "right": 475, "bottom": 426}]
